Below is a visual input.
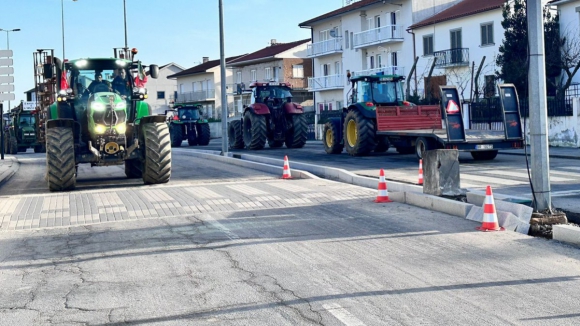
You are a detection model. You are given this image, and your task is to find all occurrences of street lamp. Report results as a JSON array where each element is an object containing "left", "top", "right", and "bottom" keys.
[
  {"left": 61, "top": 0, "right": 78, "bottom": 61},
  {"left": 0, "top": 28, "right": 20, "bottom": 113}
]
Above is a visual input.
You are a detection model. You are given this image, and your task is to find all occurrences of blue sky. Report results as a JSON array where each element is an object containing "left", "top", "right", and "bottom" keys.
[{"left": 1, "top": 0, "right": 342, "bottom": 107}]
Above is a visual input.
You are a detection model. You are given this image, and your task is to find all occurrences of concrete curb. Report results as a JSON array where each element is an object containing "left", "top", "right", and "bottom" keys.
[
  {"left": 0, "top": 157, "right": 18, "bottom": 186},
  {"left": 553, "top": 225, "right": 580, "bottom": 246}
]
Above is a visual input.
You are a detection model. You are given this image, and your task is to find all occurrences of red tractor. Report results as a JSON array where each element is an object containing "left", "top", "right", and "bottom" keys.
[{"left": 228, "top": 82, "right": 307, "bottom": 150}]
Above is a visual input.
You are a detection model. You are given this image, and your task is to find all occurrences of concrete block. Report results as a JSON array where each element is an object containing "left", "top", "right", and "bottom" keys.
[
  {"left": 405, "top": 192, "right": 434, "bottom": 210},
  {"left": 467, "top": 191, "right": 533, "bottom": 224},
  {"left": 553, "top": 225, "right": 580, "bottom": 246},
  {"left": 405, "top": 192, "right": 472, "bottom": 218},
  {"left": 423, "top": 149, "right": 462, "bottom": 196},
  {"left": 387, "top": 192, "right": 406, "bottom": 203},
  {"left": 497, "top": 212, "right": 519, "bottom": 232},
  {"left": 466, "top": 206, "right": 483, "bottom": 222},
  {"left": 466, "top": 207, "right": 530, "bottom": 234}
]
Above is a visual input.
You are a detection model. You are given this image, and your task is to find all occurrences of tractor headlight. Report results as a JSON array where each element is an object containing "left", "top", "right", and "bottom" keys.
[
  {"left": 58, "top": 90, "right": 67, "bottom": 96},
  {"left": 95, "top": 124, "right": 106, "bottom": 134},
  {"left": 91, "top": 102, "right": 106, "bottom": 111},
  {"left": 115, "top": 123, "right": 126, "bottom": 134},
  {"left": 74, "top": 59, "right": 87, "bottom": 68},
  {"left": 132, "top": 87, "right": 139, "bottom": 93},
  {"left": 115, "top": 101, "right": 126, "bottom": 109},
  {"left": 66, "top": 88, "right": 73, "bottom": 94}
]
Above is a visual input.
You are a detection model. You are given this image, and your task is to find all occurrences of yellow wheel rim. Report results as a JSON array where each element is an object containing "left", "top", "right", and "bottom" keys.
[
  {"left": 325, "top": 129, "right": 333, "bottom": 148},
  {"left": 347, "top": 120, "right": 357, "bottom": 147}
]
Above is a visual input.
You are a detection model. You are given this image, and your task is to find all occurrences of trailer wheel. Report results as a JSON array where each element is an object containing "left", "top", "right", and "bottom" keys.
[
  {"left": 471, "top": 150, "right": 498, "bottom": 161},
  {"left": 46, "top": 127, "right": 76, "bottom": 191},
  {"left": 343, "top": 110, "right": 376, "bottom": 156},
  {"left": 415, "top": 137, "right": 433, "bottom": 160},
  {"left": 374, "top": 136, "right": 390, "bottom": 153},
  {"left": 142, "top": 122, "right": 171, "bottom": 185},
  {"left": 323, "top": 121, "right": 343, "bottom": 154},
  {"left": 124, "top": 158, "right": 142, "bottom": 179},
  {"left": 228, "top": 120, "right": 244, "bottom": 149},
  {"left": 243, "top": 110, "right": 267, "bottom": 150},
  {"left": 285, "top": 114, "right": 307, "bottom": 148},
  {"left": 170, "top": 124, "right": 183, "bottom": 147},
  {"left": 196, "top": 123, "right": 211, "bottom": 146}
]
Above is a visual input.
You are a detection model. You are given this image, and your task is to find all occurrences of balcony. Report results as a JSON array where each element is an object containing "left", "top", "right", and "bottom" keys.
[
  {"left": 352, "top": 66, "right": 405, "bottom": 77},
  {"left": 353, "top": 25, "right": 404, "bottom": 49},
  {"left": 433, "top": 48, "right": 469, "bottom": 68},
  {"left": 176, "top": 89, "right": 216, "bottom": 103},
  {"left": 307, "top": 38, "right": 343, "bottom": 57},
  {"left": 308, "top": 74, "right": 345, "bottom": 91}
]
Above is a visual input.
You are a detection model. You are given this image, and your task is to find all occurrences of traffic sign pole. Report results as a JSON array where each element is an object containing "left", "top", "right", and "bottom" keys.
[{"left": 0, "top": 49, "right": 14, "bottom": 160}]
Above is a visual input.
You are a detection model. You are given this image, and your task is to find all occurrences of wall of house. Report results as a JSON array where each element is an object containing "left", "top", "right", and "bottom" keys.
[
  {"left": 556, "top": 1, "right": 580, "bottom": 86},
  {"left": 521, "top": 98, "right": 580, "bottom": 147},
  {"left": 282, "top": 58, "right": 312, "bottom": 89},
  {"left": 145, "top": 65, "right": 182, "bottom": 114}
]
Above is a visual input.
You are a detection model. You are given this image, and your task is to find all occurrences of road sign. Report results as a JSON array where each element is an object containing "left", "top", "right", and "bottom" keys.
[
  {"left": 0, "top": 50, "right": 13, "bottom": 58},
  {"left": 0, "top": 67, "right": 14, "bottom": 75},
  {"left": 0, "top": 76, "right": 14, "bottom": 83},
  {"left": 0, "top": 85, "right": 14, "bottom": 92},
  {"left": 23, "top": 101, "right": 36, "bottom": 111},
  {"left": 0, "top": 93, "right": 15, "bottom": 101},
  {"left": 0, "top": 59, "right": 13, "bottom": 66}
]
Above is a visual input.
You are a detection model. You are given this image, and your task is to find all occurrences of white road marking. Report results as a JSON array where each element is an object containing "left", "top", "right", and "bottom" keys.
[
  {"left": 226, "top": 184, "right": 268, "bottom": 195},
  {"left": 323, "top": 303, "right": 367, "bottom": 326}
]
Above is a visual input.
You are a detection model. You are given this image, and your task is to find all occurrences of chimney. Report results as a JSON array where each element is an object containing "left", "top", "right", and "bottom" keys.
[
  {"left": 270, "top": 39, "right": 277, "bottom": 46},
  {"left": 202, "top": 57, "right": 209, "bottom": 63}
]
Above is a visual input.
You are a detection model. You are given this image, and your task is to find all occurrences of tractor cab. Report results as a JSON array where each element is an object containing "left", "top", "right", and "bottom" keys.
[
  {"left": 350, "top": 75, "right": 407, "bottom": 106},
  {"left": 250, "top": 82, "right": 293, "bottom": 107},
  {"left": 174, "top": 105, "right": 202, "bottom": 122}
]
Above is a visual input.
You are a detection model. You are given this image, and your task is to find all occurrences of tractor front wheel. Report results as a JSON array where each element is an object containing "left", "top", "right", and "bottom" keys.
[
  {"left": 170, "top": 124, "right": 183, "bottom": 147},
  {"left": 187, "top": 125, "right": 198, "bottom": 146},
  {"left": 46, "top": 127, "right": 76, "bottom": 191},
  {"left": 228, "top": 120, "right": 244, "bottom": 149},
  {"left": 323, "top": 120, "right": 343, "bottom": 154},
  {"left": 243, "top": 110, "right": 267, "bottom": 150},
  {"left": 142, "top": 122, "right": 171, "bottom": 185},
  {"left": 285, "top": 114, "right": 307, "bottom": 148},
  {"left": 343, "top": 110, "right": 376, "bottom": 156},
  {"left": 196, "top": 123, "right": 211, "bottom": 146}
]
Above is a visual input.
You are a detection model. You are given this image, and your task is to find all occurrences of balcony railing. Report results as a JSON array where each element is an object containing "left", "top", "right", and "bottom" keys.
[
  {"left": 307, "top": 38, "right": 343, "bottom": 57},
  {"left": 308, "top": 74, "right": 345, "bottom": 91},
  {"left": 352, "top": 66, "right": 405, "bottom": 77},
  {"left": 353, "top": 25, "right": 404, "bottom": 48},
  {"left": 433, "top": 48, "right": 469, "bottom": 67},
  {"left": 176, "top": 89, "right": 216, "bottom": 102}
]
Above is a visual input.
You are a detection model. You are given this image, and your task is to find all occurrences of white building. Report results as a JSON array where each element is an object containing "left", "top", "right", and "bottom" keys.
[
  {"left": 168, "top": 56, "right": 244, "bottom": 119},
  {"left": 144, "top": 63, "right": 185, "bottom": 114},
  {"left": 548, "top": 0, "right": 580, "bottom": 91}
]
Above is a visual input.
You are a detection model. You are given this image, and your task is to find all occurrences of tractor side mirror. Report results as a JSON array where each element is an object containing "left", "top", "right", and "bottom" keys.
[
  {"left": 43, "top": 64, "right": 53, "bottom": 79},
  {"left": 149, "top": 65, "right": 159, "bottom": 79}
]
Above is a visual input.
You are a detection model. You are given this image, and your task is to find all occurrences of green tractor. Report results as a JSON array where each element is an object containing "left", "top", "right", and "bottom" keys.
[
  {"left": 3, "top": 107, "right": 45, "bottom": 154},
  {"left": 44, "top": 55, "right": 171, "bottom": 191},
  {"left": 167, "top": 104, "right": 211, "bottom": 147}
]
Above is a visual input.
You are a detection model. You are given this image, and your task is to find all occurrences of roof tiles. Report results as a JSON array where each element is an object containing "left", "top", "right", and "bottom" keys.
[{"left": 408, "top": 0, "right": 507, "bottom": 30}]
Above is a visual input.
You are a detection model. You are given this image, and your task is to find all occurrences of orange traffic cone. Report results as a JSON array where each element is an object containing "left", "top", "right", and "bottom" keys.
[
  {"left": 418, "top": 159, "right": 424, "bottom": 185},
  {"left": 374, "top": 169, "right": 392, "bottom": 203},
  {"left": 476, "top": 185, "right": 504, "bottom": 231},
  {"left": 282, "top": 155, "right": 292, "bottom": 179}
]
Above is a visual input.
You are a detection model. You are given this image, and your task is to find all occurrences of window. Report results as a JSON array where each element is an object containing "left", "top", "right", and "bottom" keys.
[
  {"left": 174, "top": 91, "right": 178, "bottom": 100},
  {"left": 193, "top": 82, "right": 197, "bottom": 92},
  {"left": 367, "top": 17, "right": 373, "bottom": 30},
  {"left": 369, "top": 56, "right": 375, "bottom": 69},
  {"left": 321, "top": 64, "right": 330, "bottom": 76},
  {"left": 450, "top": 29, "right": 462, "bottom": 49},
  {"left": 481, "top": 22, "right": 494, "bottom": 46},
  {"left": 335, "top": 61, "right": 341, "bottom": 75},
  {"left": 336, "top": 101, "right": 343, "bottom": 110},
  {"left": 251, "top": 69, "right": 257, "bottom": 81},
  {"left": 157, "top": 91, "right": 165, "bottom": 99},
  {"left": 265, "top": 67, "right": 271, "bottom": 80},
  {"left": 179, "top": 84, "right": 184, "bottom": 93},
  {"left": 272, "top": 67, "right": 278, "bottom": 80},
  {"left": 292, "top": 65, "right": 304, "bottom": 78},
  {"left": 423, "top": 34, "right": 434, "bottom": 55},
  {"left": 377, "top": 54, "right": 382, "bottom": 68},
  {"left": 236, "top": 71, "right": 242, "bottom": 83},
  {"left": 375, "top": 15, "right": 381, "bottom": 28},
  {"left": 345, "top": 30, "right": 349, "bottom": 48},
  {"left": 320, "top": 30, "right": 329, "bottom": 41},
  {"left": 350, "top": 32, "right": 354, "bottom": 49}
]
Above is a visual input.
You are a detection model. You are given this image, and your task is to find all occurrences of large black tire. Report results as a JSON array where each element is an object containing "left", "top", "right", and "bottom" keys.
[
  {"left": 374, "top": 136, "right": 390, "bottom": 153},
  {"left": 415, "top": 137, "right": 433, "bottom": 160},
  {"left": 343, "top": 110, "right": 376, "bottom": 156},
  {"left": 196, "top": 123, "right": 211, "bottom": 146},
  {"left": 125, "top": 159, "right": 142, "bottom": 179},
  {"left": 323, "top": 121, "right": 343, "bottom": 154},
  {"left": 187, "top": 126, "right": 198, "bottom": 146},
  {"left": 471, "top": 150, "right": 498, "bottom": 161},
  {"left": 34, "top": 144, "right": 46, "bottom": 153},
  {"left": 228, "top": 120, "right": 244, "bottom": 149},
  {"left": 170, "top": 124, "right": 183, "bottom": 147},
  {"left": 46, "top": 127, "right": 76, "bottom": 191},
  {"left": 9, "top": 138, "right": 17, "bottom": 155},
  {"left": 243, "top": 110, "right": 267, "bottom": 150},
  {"left": 285, "top": 114, "right": 307, "bottom": 148},
  {"left": 142, "top": 123, "right": 171, "bottom": 184},
  {"left": 268, "top": 139, "right": 284, "bottom": 148}
]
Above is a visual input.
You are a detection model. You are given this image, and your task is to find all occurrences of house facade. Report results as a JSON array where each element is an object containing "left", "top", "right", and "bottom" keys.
[
  {"left": 227, "top": 39, "right": 313, "bottom": 116},
  {"left": 168, "top": 56, "right": 243, "bottom": 119},
  {"left": 548, "top": 0, "right": 580, "bottom": 89},
  {"left": 144, "top": 63, "right": 184, "bottom": 114}
]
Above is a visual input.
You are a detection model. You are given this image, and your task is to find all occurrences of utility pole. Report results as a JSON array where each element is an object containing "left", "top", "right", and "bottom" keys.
[
  {"left": 218, "top": 0, "right": 228, "bottom": 155},
  {"left": 123, "top": 0, "right": 128, "bottom": 49},
  {"left": 527, "top": 0, "right": 551, "bottom": 211}
]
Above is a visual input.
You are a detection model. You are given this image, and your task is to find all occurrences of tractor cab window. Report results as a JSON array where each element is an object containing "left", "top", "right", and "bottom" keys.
[
  {"left": 371, "top": 81, "right": 403, "bottom": 104},
  {"left": 178, "top": 107, "right": 200, "bottom": 120},
  {"left": 19, "top": 116, "right": 35, "bottom": 126},
  {"left": 355, "top": 81, "right": 372, "bottom": 103},
  {"left": 77, "top": 69, "right": 117, "bottom": 95},
  {"left": 255, "top": 86, "right": 292, "bottom": 103}
]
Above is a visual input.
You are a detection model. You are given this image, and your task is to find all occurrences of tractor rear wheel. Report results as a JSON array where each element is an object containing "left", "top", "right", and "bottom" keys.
[
  {"left": 323, "top": 121, "right": 343, "bottom": 154},
  {"left": 125, "top": 159, "right": 142, "bottom": 179},
  {"left": 46, "top": 127, "right": 76, "bottom": 191},
  {"left": 170, "top": 124, "right": 182, "bottom": 147},
  {"left": 228, "top": 120, "right": 244, "bottom": 149},
  {"left": 374, "top": 136, "right": 390, "bottom": 153},
  {"left": 9, "top": 138, "right": 17, "bottom": 154},
  {"left": 343, "top": 110, "right": 376, "bottom": 156},
  {"left": 142, "top": 122, "right": 171, "bottom": 185},
  {"left": 196, "top": 123, "right": 211, "bottom": 146},
  {"left": 285, "top": 114, "right": 307, "bottom": 148},
  {"left": 243, "top": 110, "right": 267, "bottom": 150}
]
